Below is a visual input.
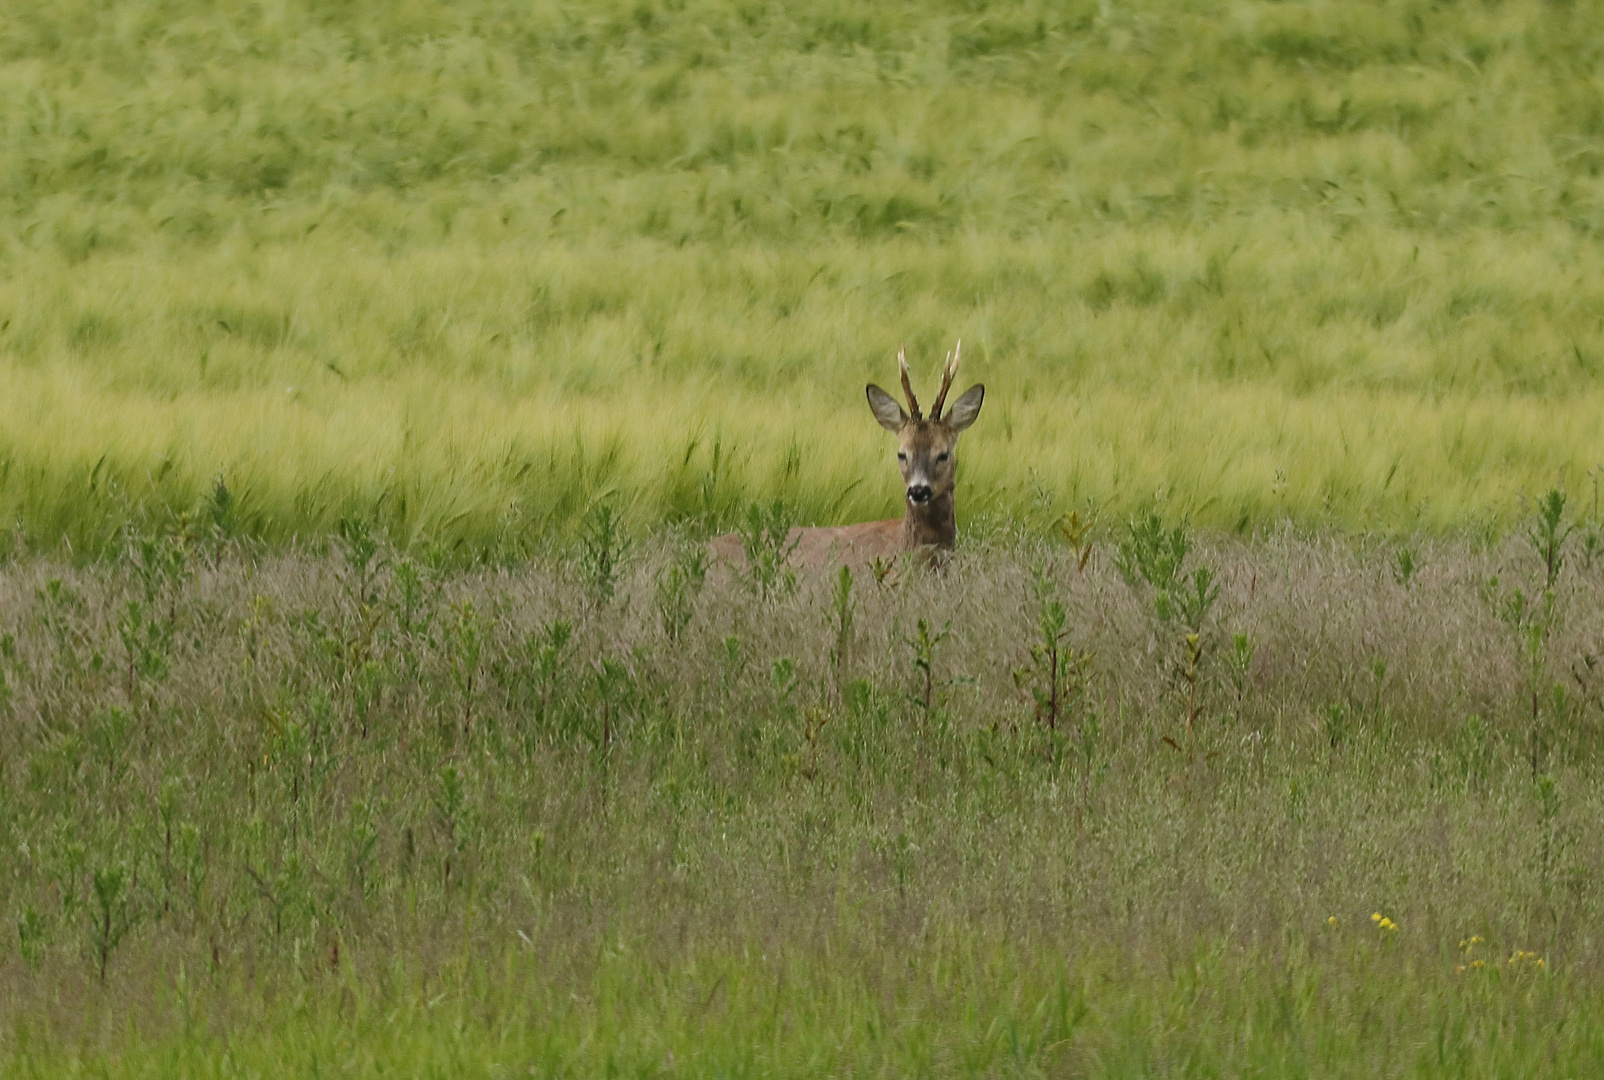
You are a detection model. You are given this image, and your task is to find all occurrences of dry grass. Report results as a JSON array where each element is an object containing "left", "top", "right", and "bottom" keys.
[{"left": 3, "top": 522, "right": 1604, "bottom": 1073}]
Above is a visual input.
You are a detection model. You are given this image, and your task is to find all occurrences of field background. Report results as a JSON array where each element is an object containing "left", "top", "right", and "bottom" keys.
[
  {"left": 4, "top": 0, "right": 1604, "bottom": 550},
  {"left": 11, "top": 3, "right": 1604, "bottom": 1076}
]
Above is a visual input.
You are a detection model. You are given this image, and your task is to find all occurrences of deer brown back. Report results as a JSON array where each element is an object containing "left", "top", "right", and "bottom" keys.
[{"left": 709, "top": 342, "right": 984, "bottom": 572}]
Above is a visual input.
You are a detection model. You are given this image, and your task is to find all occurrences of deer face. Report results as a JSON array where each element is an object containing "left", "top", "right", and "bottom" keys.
[
  {"left": 894, "top": 420, "right": 961, "bottom": 506},
  {"left": 865, "top": 342, "right": 985, "bottom": 509}
]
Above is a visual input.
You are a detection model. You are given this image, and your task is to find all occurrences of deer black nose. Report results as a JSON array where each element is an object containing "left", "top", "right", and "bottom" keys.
[{"left": 907, "top": 484, "right": 932, "bottom": 505}]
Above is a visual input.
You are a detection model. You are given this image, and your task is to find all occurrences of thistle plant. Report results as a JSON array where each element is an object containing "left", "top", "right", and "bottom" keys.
[
  {"left": 654, "top": 540, "right": 708, "bottom": 642},
  {"left": 1055, "top": 508, "right": 1096, "bottom": 573},
  {"left": 1165, "top": 632, "right": 1209, "bottom": 762},
  {"left": 262, "top": 705, "right": 310, "bottom": 807},
  {"left": 1012, "top": 567, "right": 1091, "bottom": 747},
  {"left": 1485, "top": 487, "right": 1573, "bottom": 776},
  {"left": 579, "top": 500, "right": 630, "bottom": 607},
  {"left": 868, "top": 556, "right": 898, "bottom": 589},
  {"left": 798, "top": 706, "right": 832, "bottom": 781},
  {"left": 1528, "top": 489, "right": 1572, "bottom": 591},
  {"left": 388, "top": 556, "right": 438, "bottom": 688},
  {"left": 1115, "top": 511, "right": 1189, "bottom": 623},
  {"left": 518, "top": 618, "right": 573, "bottom": 733},
  {"left": 202, "top": 473, "right": 237, "bottom": 543},
  {"left": 590, "top": 657, "right": 635, "bottom": 759},
  {"left": 737, "top": 499, "right": 799, "bottom": 601},
  {"left": 535, "top": 616, "right": 574, "bottom": 725},
  {"left": 1580, "top": 520, "right": 1604, "bottom": 571},
  {"left": 434, "top": 764, "right": 467, "bottom": 889},
  {"left": 1143, "top": 541, "right": 1220, "bottom": 764},
  {"left": 901, "top": 617, "right": 951, "bottom": 724},
  {"left": 1535, "top": 773, "right": 1571, "bottom": 936},
  {"left": 89, "top": 707, "right": 133, "bottom": 785},
  {"left": 334, "top": 516, "right": 387, "bottom": 608},
  {"left": 1579, "top": 470, "right": 1604, "bottom": 570},
  {"left": 118, "top": 529, "right": 188, "bottom": 708},
  {"left": 37, "top": 578, "right": 89, "bottom": 681},
  {"left": 1174, "top": 565, "right": 1220, "bottom": 634},
  {"left": 117, "top": 596, "right": 172, "bottom": 706},
  {"left": 447, "top": 600, "right": 482, "bottom": 736},
  {"left": 829, "top": 565, "right": 854, "bottom": 680},
  {"left": 90, "top": 863, "right": 135, "bottom": 985}
]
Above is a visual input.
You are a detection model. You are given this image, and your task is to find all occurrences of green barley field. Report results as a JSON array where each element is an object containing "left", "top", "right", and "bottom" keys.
[
  {"left": 5, "top": 0, "right": 1604, "bottom": 550},
  {"left": 11, "top": 0, "right": 1604, "bottom": 1077}
]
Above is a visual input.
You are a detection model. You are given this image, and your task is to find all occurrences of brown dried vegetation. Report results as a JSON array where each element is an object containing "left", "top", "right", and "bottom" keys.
[{"left": 3, "top": 518, "right": 1604, "bottom": 1068}]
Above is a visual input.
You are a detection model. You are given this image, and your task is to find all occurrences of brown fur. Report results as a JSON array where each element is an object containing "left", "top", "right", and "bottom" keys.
[{"left": 709, "top": 344, "right": 984, "bottom": 571}]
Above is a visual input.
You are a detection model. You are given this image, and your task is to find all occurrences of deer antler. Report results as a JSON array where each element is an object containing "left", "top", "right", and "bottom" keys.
[
  {"left": 931, "top": 339, "right": 960, "bottom": 421},
  {"left": 898, "top": 344, "right": 922, "bottom": 420}
]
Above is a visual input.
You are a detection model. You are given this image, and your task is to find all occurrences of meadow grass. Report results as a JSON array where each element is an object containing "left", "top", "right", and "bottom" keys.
[
  {"left": 9, "top": 2, "right": 1604, "bottom": 1072},
  {"left": 6, "top": 521, "right": 1604, "bottom": 1075},
  {"left": 5, "top": 0, "right": 1604, "bottom": 549}
]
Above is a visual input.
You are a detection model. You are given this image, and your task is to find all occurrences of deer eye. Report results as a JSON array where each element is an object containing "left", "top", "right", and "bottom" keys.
[
  {"left": 937, "top": 452, "right": 949, "bottom": 463},
  {"left": 897, "top": 452, "right": 907, "bottom": 461}
]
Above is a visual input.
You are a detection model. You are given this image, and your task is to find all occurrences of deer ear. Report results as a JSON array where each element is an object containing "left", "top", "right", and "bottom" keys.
[
  {"left": 865, "top": 384, "right": 907, "bottom": 432},
  {"left": 945, "top": 384, "right": 984, "bottom": 433}
]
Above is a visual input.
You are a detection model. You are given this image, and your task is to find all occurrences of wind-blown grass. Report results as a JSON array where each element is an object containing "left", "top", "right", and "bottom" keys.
[{"left": 3, "top": 0, "right": 1604, "bottom": 549}]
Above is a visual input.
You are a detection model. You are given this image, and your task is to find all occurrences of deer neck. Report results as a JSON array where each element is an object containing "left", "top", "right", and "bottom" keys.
[{"left": 902, "top": 491, "right": 956, "bottom": 551}]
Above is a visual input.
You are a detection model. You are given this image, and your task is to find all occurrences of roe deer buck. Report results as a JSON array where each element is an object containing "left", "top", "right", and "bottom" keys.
[{"left": 709, "top": 342, "right": 985, "bottom": 570}]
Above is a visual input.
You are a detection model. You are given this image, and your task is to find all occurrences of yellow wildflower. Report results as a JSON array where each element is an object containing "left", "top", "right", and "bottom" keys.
[
  {"left": 1327, "top": 916, "right": 1338, "bottom": 926},
  {"left": 1371, "top": 912, "right": 1382, "bottom": 923}
]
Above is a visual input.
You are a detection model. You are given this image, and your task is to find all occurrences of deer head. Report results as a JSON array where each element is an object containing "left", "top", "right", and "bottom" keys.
[{"left": 864, "top": 341, "right": 985, "bottom": 510}]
